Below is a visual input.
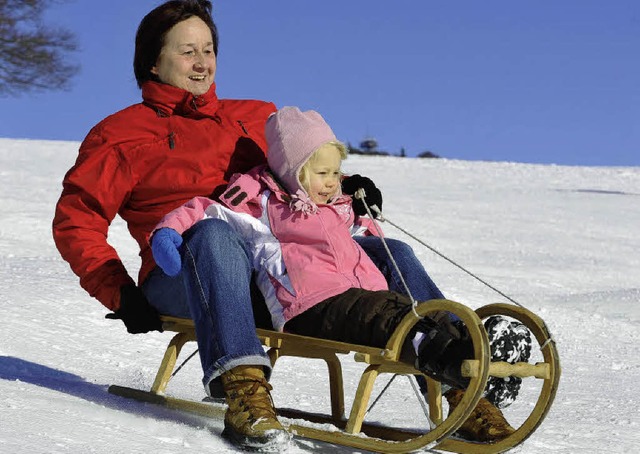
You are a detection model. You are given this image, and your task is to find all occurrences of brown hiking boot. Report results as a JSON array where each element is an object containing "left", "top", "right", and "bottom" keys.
[
  {"left": 445, "top": 389, "right": 516, "bottom": 442},
  {"left": 220, "top": 365, "right": 290, "bottom": 452}
]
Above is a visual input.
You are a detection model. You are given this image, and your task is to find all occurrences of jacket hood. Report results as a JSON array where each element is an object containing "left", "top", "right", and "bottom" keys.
[{"left": 265, "top": 106, "right": 340, "bottom": 198}]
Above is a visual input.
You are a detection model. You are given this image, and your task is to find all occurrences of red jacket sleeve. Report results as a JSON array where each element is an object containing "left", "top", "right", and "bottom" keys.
[{"left": 52, "top": 128, "right": 137, "bottom": 310}]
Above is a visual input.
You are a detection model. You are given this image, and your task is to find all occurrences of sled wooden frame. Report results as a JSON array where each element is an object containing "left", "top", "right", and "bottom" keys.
[{"left": 109, "top": 300, "right": 560, "bottom": 453}]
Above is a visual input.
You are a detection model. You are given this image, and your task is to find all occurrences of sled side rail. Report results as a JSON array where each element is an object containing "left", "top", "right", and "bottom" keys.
[
  {"left": 462, "top": 359, "right": 551, "bottom": 380},
  {"left": 256, "top": 328, "right": 392, "bottom": 359},
  {"left": 161, "top": 315, "right": 397, "bottom": 360}
]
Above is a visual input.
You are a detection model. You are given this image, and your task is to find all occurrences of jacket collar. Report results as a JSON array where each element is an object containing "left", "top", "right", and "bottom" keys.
[
  {"left": 259, "top": 167, "right": 351, "bottom": 215},
  {"left": 141, "top": 81, "right": 220, "bottom": 118}
]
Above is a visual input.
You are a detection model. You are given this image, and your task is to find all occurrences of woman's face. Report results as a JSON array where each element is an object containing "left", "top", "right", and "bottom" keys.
[{"left": 151, "top": 16, "right": 216, "bottom": 95}]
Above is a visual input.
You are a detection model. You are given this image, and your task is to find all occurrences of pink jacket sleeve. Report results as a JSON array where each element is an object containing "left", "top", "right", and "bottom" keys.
[
  {"left": 353, "top": 216, "right": 384, "bottom": 238},
  {"left": 152, "top": 196, "right": 217, "bottom": 236}
]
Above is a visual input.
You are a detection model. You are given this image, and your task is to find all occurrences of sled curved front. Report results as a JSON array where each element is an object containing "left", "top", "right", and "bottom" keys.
[
  {"left": 437, "top": 303, "right": 562, "bottom": 454},
  {"left": 281, "top": 299, "right": 491, "bottom": 453}
]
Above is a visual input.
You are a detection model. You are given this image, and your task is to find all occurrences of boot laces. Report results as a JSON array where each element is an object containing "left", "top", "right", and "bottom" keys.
[
  {"left": 470, "top": 398, "right": 511, "bottom": 432},
  {"left": 446, "top": 389, "right": 514, "bottom": 441},
  {"left": 226, "top": 376, "right": 278, "bottom": 422}
]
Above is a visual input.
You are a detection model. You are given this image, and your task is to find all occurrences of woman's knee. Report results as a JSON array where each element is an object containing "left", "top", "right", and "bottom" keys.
[
  {"left": 385, "top": 238, "right": 416, "bottom": 257},
  {"left": 182, "top": 218, "right": 252, "bottom": 273},
  {"left": 184, "top": 218, "right": 236, "bottom": 241},
  {"left": 184, "top": 219, "right": 245, "bottom": 252}
]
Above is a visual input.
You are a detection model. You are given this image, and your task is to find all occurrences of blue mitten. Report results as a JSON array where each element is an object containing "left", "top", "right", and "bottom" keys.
[{"left": 151, "top": 228, "right": 183, "bottom": 276}]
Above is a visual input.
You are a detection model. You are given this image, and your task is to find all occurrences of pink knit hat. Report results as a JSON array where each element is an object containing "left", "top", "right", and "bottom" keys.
[{"left": 266, "top": 106, "right": 341, "bottom": 195}]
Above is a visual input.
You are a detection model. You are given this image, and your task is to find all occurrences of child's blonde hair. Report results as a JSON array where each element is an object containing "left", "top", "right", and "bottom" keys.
[{"left": 298, "top": 141, "right": 348, "bottom": 193}]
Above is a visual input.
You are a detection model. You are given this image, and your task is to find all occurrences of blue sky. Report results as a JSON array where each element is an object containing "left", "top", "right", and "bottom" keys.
[{"left": 1, "top": 0, "right": 638, "bottom": 166}]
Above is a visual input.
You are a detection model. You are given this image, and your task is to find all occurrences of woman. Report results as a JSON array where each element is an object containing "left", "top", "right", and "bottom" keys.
[{"left": 52, "top": 1, "right": 453, "bottom": 451}]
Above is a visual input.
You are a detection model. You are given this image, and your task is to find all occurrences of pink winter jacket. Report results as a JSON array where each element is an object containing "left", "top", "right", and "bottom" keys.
[{"left": 153, "top": 165, "right": 388, "bottom": 331}]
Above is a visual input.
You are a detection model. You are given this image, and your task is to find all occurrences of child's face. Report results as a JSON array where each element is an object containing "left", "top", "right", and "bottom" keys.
[{"left": 305, "top": 144, "right": 343, "bottom": 204}]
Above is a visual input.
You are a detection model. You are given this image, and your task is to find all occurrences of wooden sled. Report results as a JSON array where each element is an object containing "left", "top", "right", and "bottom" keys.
[{"left": 109, "top": 299, "right": 560, "bottom": 453}]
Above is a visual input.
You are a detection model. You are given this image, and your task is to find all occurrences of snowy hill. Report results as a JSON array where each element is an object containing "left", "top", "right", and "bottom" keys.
[{"left": 1, "top": 137, "right": 638, "bottom": 453}]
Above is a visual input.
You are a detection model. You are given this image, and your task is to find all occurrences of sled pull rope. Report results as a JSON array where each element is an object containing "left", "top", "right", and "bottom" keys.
[
  {"left": 409, "top": 375, "right": 437, "bottom": 430},
  {"left": 365, "top": 373, "right": 398, "bottom": 417},
  {"left": 370, "top": 205, "right": 560, "bottom": 344},
  {"left": 369, "top": 204, "right": 526, "bottom": 310},
  {"left": 171, "top": 348, "right": 199, "bottom": 379},
  {"left": 354, "top": 189, "right": 420, "bottom": 320}
]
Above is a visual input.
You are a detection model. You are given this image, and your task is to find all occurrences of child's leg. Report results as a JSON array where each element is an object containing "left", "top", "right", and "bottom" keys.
[
  {"left": 284, "top": 288, "right": 413, "bottom": 349},
  {"left": 285, "top": 288, "right": 471, "bottom": 388}
]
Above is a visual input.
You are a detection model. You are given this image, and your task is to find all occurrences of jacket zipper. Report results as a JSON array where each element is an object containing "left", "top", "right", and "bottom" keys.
[{"left": 152, "top": 107, "right": 175, "bottom": 150}]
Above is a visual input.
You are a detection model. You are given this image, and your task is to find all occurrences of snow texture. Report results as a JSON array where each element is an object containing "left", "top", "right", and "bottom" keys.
[{"left": 1, "top": 137, "right": 638, "bottom": 453}]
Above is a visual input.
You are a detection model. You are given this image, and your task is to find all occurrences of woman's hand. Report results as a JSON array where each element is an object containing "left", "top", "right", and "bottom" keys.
[{"left": 106, "top": 284, "right": 163, "bottom": 334}]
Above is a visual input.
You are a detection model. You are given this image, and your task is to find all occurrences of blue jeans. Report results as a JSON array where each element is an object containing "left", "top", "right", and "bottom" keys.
[
  {"left": 143, "top": 219, "right": 271, "bottom": 392},
  {"left": 143, "top": 222, "right": 448, "bottom": 393},
  {"left": 355, "top": 237, "right": 459, "bottom": 323},
  {"left": 354, "top": 236, "right": 445, "bottom": 301}
]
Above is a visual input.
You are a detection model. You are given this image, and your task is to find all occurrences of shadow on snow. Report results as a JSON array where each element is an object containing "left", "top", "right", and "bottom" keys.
[{"left": 0, "top": 355, "right": 352, "bottom": 453}]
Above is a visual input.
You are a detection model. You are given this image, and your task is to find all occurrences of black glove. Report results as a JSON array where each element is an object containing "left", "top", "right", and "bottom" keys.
[
  {"left": 106, "top": 284, "right": 163, "bottom": 334},
  {"left": 341, "top": 174, "right": 383, "bottom": 218}
]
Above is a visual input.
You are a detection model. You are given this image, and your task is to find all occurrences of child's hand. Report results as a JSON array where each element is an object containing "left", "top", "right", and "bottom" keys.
[
  {"left": 341, "top": 174, "right": 383, "bottom": 218},
  {"left": 151, "top": 228, "right": 183, "bottom": 276}
]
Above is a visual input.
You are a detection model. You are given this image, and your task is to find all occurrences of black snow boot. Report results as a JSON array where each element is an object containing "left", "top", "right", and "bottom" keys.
[
  {"left": 483, "top": 315, "right": 533, "bottom": 408},
  {"left": 414, "top": 317, "right": 474, "bottom": 389}
]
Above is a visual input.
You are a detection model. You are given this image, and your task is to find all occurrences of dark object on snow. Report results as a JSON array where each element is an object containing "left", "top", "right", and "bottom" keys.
[{"left": 417, "top": 150, "right": 440, "bottom": 159}]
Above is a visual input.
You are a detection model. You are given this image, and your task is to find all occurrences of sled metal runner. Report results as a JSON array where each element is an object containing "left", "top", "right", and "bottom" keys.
[{"left": 108, "top": 299, "right": 560, "bottom": 453}]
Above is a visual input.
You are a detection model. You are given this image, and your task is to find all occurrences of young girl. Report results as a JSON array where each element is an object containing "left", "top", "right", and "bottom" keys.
[{"left": 152, "top": 106, "right": 518, "bottom": 441}]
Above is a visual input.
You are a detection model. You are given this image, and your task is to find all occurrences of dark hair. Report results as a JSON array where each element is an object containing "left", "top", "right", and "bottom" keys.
[{"left": 134, "top": 0, "right": 218, "bottom": 88}]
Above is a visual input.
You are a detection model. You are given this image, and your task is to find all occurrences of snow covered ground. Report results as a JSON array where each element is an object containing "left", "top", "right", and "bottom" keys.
[{"left": 1, "top": 137, "right": 638, "bottom": 453}]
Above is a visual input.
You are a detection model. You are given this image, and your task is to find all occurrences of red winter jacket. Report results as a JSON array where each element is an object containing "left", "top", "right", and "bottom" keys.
[{"left": 52, "top": 81, "right": 276, "bottom": 310}]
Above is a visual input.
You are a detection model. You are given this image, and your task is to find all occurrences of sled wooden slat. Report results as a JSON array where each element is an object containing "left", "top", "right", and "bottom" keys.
[
  {"left": 150, "top": 331, "right": 193, "bottom": 394},
  {"left": 108, "top": 299, "right": 560, "bottom": 453},
  {"left": 462, "top": 359, "right": 551, "bottom": 380},
  {"left": 109, "top": 384, "right": 226, "bottom": 419}
]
